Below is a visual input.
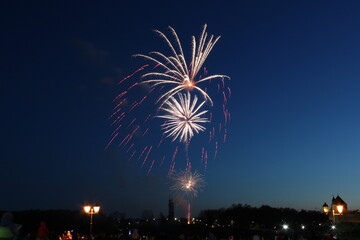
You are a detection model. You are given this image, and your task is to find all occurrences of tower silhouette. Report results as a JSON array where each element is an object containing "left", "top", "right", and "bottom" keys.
[{"left": 168, "top": 198, "right": 174, "bottom": 220}]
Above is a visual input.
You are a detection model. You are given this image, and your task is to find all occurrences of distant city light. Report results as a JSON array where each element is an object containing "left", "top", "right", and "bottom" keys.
[
  {"left": 283, "top": 224, "right": 289, "bottom": 230},
  {"left": 301, "top": 225, "right": 305, "bottom": 230},
  {"left": 331, "top": 225, "right": 336, "bottom": 229}
]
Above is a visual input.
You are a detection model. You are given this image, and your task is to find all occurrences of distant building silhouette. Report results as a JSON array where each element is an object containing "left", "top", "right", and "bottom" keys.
[
  {"left": 328, "top": 195, "right": 360, "bottom": 224},
  {"left": 332, "top": 195, "right": 348, "bottom": 213},
  {"left": 323, "top": 195, "right": 351, "bottom": 223},
  {"left": 168, "top": 198, "right": 174, "bottom": 220}
]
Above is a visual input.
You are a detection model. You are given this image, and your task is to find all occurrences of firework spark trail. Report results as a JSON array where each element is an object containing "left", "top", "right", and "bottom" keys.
[
  {"left": 108, "top": 107, "right": 123, "bottom": 120},
  {"left": 204, "top": 67, "right": 208, "bottom": 75},
  {"left": 171, "top": 146, "right": 178, "bottom": 163},
  {"left": 227, "top": 111, "right": 231, "bottom": 122},
  {"left": 214, "top": 141, "right": 218, "bottom": 160},
  {"left": 160, "top": 155, "right": 166, "bottom": 167},
  {"left": 124, "top": 125, "right": 140, "bottom": 146},
  {"left": 145, "top": 114, "right": 152, "bottom": 122},
  {"left": 114, "top": 83, "right": 139, "bottom": 103},
  {"left": 141, "top": 145, "right": 153, "bottom": 167},
  {"left": 142, "top": 128, "right": 149, "bottom": 136},
  {"left": 119, "top": 134, "right": 130, "bottom": 146},
  {"left": 186, "top": 160, "right": 193, "bottom": 173},
  {"left": 129, "top": 150, "right": 136, "bottom": 161},
  {"left": 137, "top": 146, "right": 148, "bottom": 162},
  {"left": 128, "top": 118, "right": 137, "bottom": 127},
  {"left": 204, "top": 150, "right": 208, "bottom": 170},
  {"left": 113, "top": 98, "right": 128, "bottom": 111},
  {"left": 167, "top": 146, "right": 179, "bottom": 176},
  {"left": 201, "top": 147, "right": 205, "bottom": 164},
  {"left": 129, "top": 102, "right": 139, "bottom": 112},
  {"left": 157, "top": 136, "right": 164, "bottom": 148},
  {"left": 111, "top": 112, "right": 126, "bottom": 126},
  {"left": 138, "top": 95, "right": 147, "bottom": 105},
  {"left": 104, "top": 132, "right": 119, "bottom": 150},
  {"left": 147, "top": 159, "right": 156, "bottom": 176},
  {"left": 118, "top": 64, "right": 149, "bottom": 85},
  {"left": 168, "top": 160, "right": 176, "bottom": 176},
  {"left": 223, "top": 91, "right": 227, "bottom": 104},
  {"left": 114, "top": 91, "right": 127, "bottom": 101},
  {"left": 127, "top": 143, "right": 134, "bottom": 152},
  {"left": 212, "top": 126, "right": 215, "bottom": 141},
  {"left": 111, "top": 112, "right": 125, "bottom": 126},
  {"left": 208, "top": 126, "right": 216, "bottom": 143},
  {"left": 224, "top": 128, "right": 227, "bottom": 142},
  {"left": 223, "top": 105, "right": 228, "bottom": 125},
  {"left": 110, "top": 124, "right": 122, "bottom": 137}
]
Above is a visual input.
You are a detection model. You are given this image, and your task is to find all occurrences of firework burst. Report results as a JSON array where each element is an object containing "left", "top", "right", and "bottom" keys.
[
  {"left": 135, "top": 24, "right": 230, "bottom": 106},
  {"left": 171, "top": 169, "right": 205, "bottom": 198},
  {"left": 158, "top": 92, "right": 209, "bottom": 143},
  {"left": 107, "top": 25, "right": 230, "bottom": 174}
]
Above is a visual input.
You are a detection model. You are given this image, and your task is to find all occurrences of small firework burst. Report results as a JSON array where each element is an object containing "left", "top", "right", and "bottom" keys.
[{"left": 171, "top": 169, "right": 205, "bottom": 198}]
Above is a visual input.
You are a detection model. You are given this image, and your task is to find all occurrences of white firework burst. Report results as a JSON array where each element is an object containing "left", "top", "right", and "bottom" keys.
[
  {"left": 135, "top": 24, "right": 229, "bottom": 106},
  {"left": 171, "top": 169, "right": 205, "bottom": 198},
  {"left": 158, "top": 92, "right": 209, "bottom": 143}
]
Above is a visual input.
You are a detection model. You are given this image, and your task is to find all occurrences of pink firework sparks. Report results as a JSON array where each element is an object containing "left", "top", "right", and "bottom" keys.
[
  {"left": 214, "top": 141, "right": 218, "bottom": 160},
  {"left": 141, "top": 145, "right": 153, "bottom": 167},
  {"left": 118, "top": 64, "right": 149, "bottom": 85},
  {"left": 160, "top": 155, "right": 166, "bottom": 167},
  {"left": 147, "top": 159, "right": 156, "bottom": 176},
  {"left": 104, "top": 132, "right": 118, "bottom": 151}
]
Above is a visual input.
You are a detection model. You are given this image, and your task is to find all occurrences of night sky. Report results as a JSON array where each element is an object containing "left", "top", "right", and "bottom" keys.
[{"left": 2, "top": 1, "right": 360, "bottom": 218}]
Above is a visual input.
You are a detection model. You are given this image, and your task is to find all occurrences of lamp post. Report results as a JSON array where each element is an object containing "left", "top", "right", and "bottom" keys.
[
  {"left": 84, "top": 204, "right": 100, "bottom": 239},
  {"left": 322, "top": 201, "right": 344, "bottom": 225}
]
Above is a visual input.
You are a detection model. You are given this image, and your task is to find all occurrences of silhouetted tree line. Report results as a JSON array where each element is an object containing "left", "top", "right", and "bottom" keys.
[
  {"left": 0, "top": 205, "right": 331, "bottom": 239},
  {"left": 0, "top": 210, "right": 124, "bottom": 236},
  {"left": 198, "top": 204, "right": 328, "bottom": 229}
]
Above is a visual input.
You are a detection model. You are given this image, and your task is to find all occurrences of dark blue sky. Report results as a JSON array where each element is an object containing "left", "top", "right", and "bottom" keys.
[{"left": 2, "top": 1, "right": 360, "bottom": 218}]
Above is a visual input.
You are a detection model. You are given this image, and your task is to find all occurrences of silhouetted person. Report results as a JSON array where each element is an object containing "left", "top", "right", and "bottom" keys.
[
  {"left": 0, "top": 212, "right": 19, "bottom": 240},
  {"left": 36, "top": 222, "right": 49, "bottom": 240}
]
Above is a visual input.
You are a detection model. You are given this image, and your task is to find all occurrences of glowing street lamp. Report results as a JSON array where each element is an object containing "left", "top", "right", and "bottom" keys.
[
  {"left": 336, "top": 205, "right": 344, "bottom": 214},
  {"left": 322, "top": 202, "right": 329, "bottom": 215},
  {"left": 83, "top": 204, "right": 100, "bottom": 239},
  {"left": 332, "top": 204, "right": 344, "bottom": 225},
  {"left": 323, "top": 196, "right": 346, "bottom": 225}
]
